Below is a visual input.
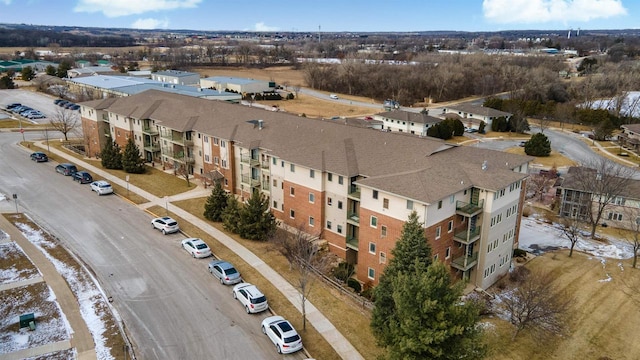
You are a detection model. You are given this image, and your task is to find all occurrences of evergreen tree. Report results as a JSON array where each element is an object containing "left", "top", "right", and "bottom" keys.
[
  {"left": 45, "top": 65, "right": 56, "bottom": 76},
  {"left": 122, "top": 137, "right": 146, "bottom": 174},
  {"left": 21, "top": 66, "right": 35, "bottom": 81},
  {"left": 0, "top": 76, "right": 15, "bottom": 89},
  {"left": 238, "top": 190, "right": 278, "bottom": 241},
  {"left": 372, "top": 211, "right": 432, "bottom": 346},
  {"left": 388, "top": 262, "right": 486, "bottom": 360},
  {"left": 203, "top": 181, "right": 229, "bottom": 222},
  {"left": 221, "top": 196, "right": 241, "bottom": 234},
  {"left": 100, "top": 140, "right": 123, "bottom": 170},
  {"left": 478, "top": 121, "right": 486, "bottom": 134},
  {"left": 524, "top": 133, "right": 551, "bottom": 157}
]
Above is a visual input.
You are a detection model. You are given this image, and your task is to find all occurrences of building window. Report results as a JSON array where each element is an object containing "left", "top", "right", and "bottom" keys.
[
  {"left": 221, "top": 159, "right": 227, "bottom": 168},
  {"left": 290, "top": 164, "right": 295, "bottom": 172},
  {"left": 310, "top": 169, "right": 315, "bottom": 178},
  {"left": 368, "top": 267, "right": 375, "bottom": 280},
  {"left": 338, "top": 176, "right": 343, "bottom": 185},
  {"left": 381, "top": 225, "right": 387, "bottom": 237},
  {"left": 290, "top": 187, "right": 295, "bottom": 196},
  {"left": 450, "top": 195, "right": 455, "bottom": 203},
  {"left": 328, "top": 173, "right": 333, "bottom": 181},
  {"left": 435, "top": 226, "right": 441, "bottom": 239},
  {"left": 309, "top": 216, "right": 315, "bottom": 226},
  {"left": 406, "top": 200, "right": 413, "bottom": 210},
  {"left": 273, "top": 201, "right": 278, "bottom": 208},
  {"left": 337, "top": 225, "right": 343, "bottom": 234},
  {"left": 369, "top": 242, "right": 376, "bottom": 254},
  {"left": 380, "top": 252, "right": 387, "bottom": 264},
  {"left": 272, "top": 157, "right": 277, "bottom": 165},
  {"left": 221, "top": 140, "right": 226, "bottom": 148},
  {"left": 373, "top": 190, "right": 378, "bottom": 199},
  {"left": 273, "top": 179, "right": 277, "bottom": 187},
  {"left": 338, "top": 201, "right": 343, "bottom": 209},
  {"left": 224, "top": 178, "right": 228, "bottom": 186},
  {"left": 445, "top": 247, "right": 451, "bottom": 259},
  {"left": 290, "top": 209, "right": 295, "bottom": 219},
  {"left": 281, "top": 160, "right": 284, "bottom": 167},
  {"left": 438, "top": 200, "right": 442, "bottom": 209},
  {"left": 371, "top": 216, "right": 378, "bottom": 227},
  {"left": 327, "top": 197, "right": 333, "bottom": 206},
  {"left": 309, "top": 193, "right": 315, "bottom": 203},
  {"left": 327, "top": 221, "right": 332, "bottom": 230},
  {"left": 214, "top": 156, "right": 219, "bottom": 165},
  {"left": 448, "top": 220, "right": 453, "bottom": 233},
  {"left": 383, "top": 198, "right": 389, "bottom": 209}
]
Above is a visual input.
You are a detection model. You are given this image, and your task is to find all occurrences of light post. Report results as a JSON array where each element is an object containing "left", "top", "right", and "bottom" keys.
[{"left": 12, "top": 193, "right": 18, "bottom": 214}]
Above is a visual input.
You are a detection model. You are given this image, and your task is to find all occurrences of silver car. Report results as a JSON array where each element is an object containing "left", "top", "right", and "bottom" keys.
[
  {"left": 208, "top": 260, "right": 241, "bottom": 285},
  {"left": 90, "top": 180, "right": 114, "bottom": 195},
  {"left": 181, "top": 238, "right": 212, "bottom": 258},
  {"left": 151, "top": 216, "right": 179, "bottom": 235}
]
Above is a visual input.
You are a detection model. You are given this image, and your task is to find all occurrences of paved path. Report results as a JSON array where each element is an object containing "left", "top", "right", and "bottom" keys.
[
  {"left": 0, "top": 215, "right": 96, "bottom": 360},
  {"left": 33, "top": 141, "right": 364, "bottom": 360}
]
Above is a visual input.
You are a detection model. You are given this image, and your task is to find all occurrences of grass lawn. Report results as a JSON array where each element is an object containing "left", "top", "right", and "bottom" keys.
[
  {"left": 161, "top": 198, "right": 384, "bottom": 360},
  {"left": 504, "top": 146, "right": 577, "bottom": 168},
  {"left": 483, "top": 250, "right": 640, "bottom": 360}
]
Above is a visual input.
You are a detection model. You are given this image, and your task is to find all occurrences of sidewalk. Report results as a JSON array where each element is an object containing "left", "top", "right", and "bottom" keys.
[
  {"left": 33, "top": 141, "right": 364, "bottom": 360},
  {"left": 0, "top": 215, "right": 96, "bottom": 360}
]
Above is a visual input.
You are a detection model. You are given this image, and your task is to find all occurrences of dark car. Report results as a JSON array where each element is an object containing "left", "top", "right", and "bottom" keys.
[
  {"left": 55, "top": 163, "right": 78, "bottom": 176},
  {"left": 6, "top": 103, "right": 21, "bottom": 110},
  {"left": 30, "top": 152, "right": 48, "bottom": 162},
  {"left": 57, "top": 100, "right": 70, "bottom": 107},
  {"left": 73, "top": 171, "right": 93, "bottom": 184},
  {"left": 53, "top": 99, "right": 65, "bottom": 105},
  {"left": 69, "top": 104, "right": 81, "bottom": 111}
]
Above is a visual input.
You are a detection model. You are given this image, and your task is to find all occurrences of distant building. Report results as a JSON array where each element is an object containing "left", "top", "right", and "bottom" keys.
[
  {"left": 0, "top": 59, "right": 57, "bottom": 72},
  {"left": 151, "top": 70, "right": 200, "bottom": 86},
  {"left": 374, "top": 110, "right": 442, "bottom": 136},
  {"left": 200, "top": 76, "right": 275, "bottom": 94},
  {"left": 441, "top": 104, "right": 512, "bottom": 129}
]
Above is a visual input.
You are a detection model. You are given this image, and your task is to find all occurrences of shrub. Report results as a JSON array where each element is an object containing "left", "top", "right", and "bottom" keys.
[
  {"left": 513, "top": 248, "right": 528, "bottom": 258},
  {"left": 332, "top": 262, "right": 354, "bottom": 282},
  {"left": 509, "top": 265, "right": 530, "bottom": 283},
  {"left": 347, "top": 278, "right": 361, "bottom": 293}
]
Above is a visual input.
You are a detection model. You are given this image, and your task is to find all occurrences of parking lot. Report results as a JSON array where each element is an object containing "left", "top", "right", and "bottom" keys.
[{"left": 0, "top": 89, "right": 70, "bottom": 125}]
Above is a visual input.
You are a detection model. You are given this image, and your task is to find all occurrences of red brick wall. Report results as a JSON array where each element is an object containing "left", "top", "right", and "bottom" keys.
[
  {"left": 81, "top": 117, "right": 103, "bottom": 158},
  {"left": 281, "top": 180, "right": 323, "bottom": 236},
  {"left": 112, "top": 125, "right": 132, "bottom": 149}
]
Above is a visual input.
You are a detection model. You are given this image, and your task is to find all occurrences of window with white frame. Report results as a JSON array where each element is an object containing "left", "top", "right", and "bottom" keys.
[
  {"left": 383, "top": 198, "right": 389, "bottom": 209},
  {"left": 290, "top": 209, "right": 295, "bottom": 219},
  {"left": 290, "top": 187, "right": 295, "bottom": 196},
  {"left": 438, "top": 200, "right": 442, "bottom": 209},
  {"left": 448, "top": 220, "right": 453, "bottom": 232},
  {"left": 290, "top": 164, "right": 295, "bottom": 172},
  {"left": 368, "top": 267, "right": 375, "bottom": 280},
  {"left": 309, "top": 216, "right": 315, "bottom": 226},
  {"left": 337, "top": 225, "right": 343, "bottom": 234},
  {"left": 381, "top": 225, "right": 387, "bottom": 237},
  {"left": 273, "top": 179, "right": 277, "bottom": 187},
  {"left": 221, "top": 159, "right": 227, "bottom": 168},
  {"left": 327, "top": 197, "right": 333, "bottom": 206},
  {"left": 327, "top": 221, "right": 332, "bottom": 230},
  {"left": 310, "top": 169, "right": 315, "bottom": 178},
  {"left": 608, "top": 212, "right": 623, "bottom": 221},
  {"left": 213, "top": 137, "right": 219, "bottom": 145},
  {"left": 369, "top": 242, "right": 376, "bottom": 254},
  {"left": 273, "top": 201, "right": 278, "bottom": 209},
  {"left": 338, "top": 176, "right": 343, "bottom": 185},
  {"left": 373, "top": 190, "right": 378, "bottom": 199},
  {"left": 370, "top": 216, "right": 378, "bottom": 227},
  {"left": 220, "top": 140, "right": 226, "bottom": 148},
  {"left": 338, "top": 201, "right": 343, "bottom": 209},
  {"left": 406, "top": 200, "right": 413, "bottom": 210},
  {"left": 328, "top": 173, "right": 333, "bottom": 181},
  {"left": 445, "top": 247, "right": 451, "bottom": 259},
  {"left": 435, "top": 226, "right": 441, "bottom": 239},
  {"left": 309, "top": 193, "right": 315, "bottom": 203},
  {"left": 380, "top": 252, "right": 386, "bottom": 264}
]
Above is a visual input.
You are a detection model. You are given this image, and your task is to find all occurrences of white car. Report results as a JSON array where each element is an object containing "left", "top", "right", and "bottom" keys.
[
  {"left": 151, "top": 216, "right": 179, "bottom": 234},
  {"left": 181, "top": 238, "right": 212, "bottom": 258},
  {"left": 261, "top": 316, "right": 303, "bottom": 354},
  {"left": 90, "top": 180, "right": 113, "bottom": 195},
  {"left": 232, "top": 283, "right": 268, "bottom": 314},
  {"left": 329, "top": 94, "right": 339, "bottom": 99}
]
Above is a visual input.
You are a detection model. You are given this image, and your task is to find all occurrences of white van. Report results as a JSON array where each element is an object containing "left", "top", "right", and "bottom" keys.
[{"left": 329, "top": 94, "right": 339, "bottom": 100}]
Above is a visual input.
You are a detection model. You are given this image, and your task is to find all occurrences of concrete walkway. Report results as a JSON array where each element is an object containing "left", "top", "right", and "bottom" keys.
[
  {"left": 33, "top": 141, "right": 364, "bottom": 360},
  {"left": 0, "top": 215, "right": 96, "bottom": 360}
]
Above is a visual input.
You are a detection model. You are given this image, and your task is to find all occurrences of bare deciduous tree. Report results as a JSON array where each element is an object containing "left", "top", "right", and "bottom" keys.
[
  {"left": 620, "top": 208, "right": 640, "bottom": 268},
  {"left": 561, "top": 215, "right": 583, "bottom": 257},
  {"left": 270, "top": 226, "right": 330, "bottom": 330},
  {"left": 49, "top": 107, "right": 79, "bottom": 141},
  {"left": 502, "top": 270, "right": 572, "bottom": 340},
  {"left": 292, "top": 85, "right": 301, "bottom": 99}
]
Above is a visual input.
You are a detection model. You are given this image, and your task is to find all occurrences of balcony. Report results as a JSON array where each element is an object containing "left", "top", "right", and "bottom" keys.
[
  {"left": 347, "top": 211, "right": 360, "bottom": 225},
  {"left": 261, "top": 180, "right": 270, "bottom": 192},
  {"left": 143, "top": 143, "right": 160, "bottom": 152},
  {"left": 348, "top": 185, "right": 361, "bottom": 200},
  {"left": 240, "top": 154, "right": 260, "bottom": 167},
  {"left": 160, "top": 130, "right": 193, "bottom": 145},
  {"left": 241, "top": 174, "right": 261, "bottom": 187},
  {"left": 261, "top": 160, "right": 270, "bottom": 170},
  {"left": 453, "top": 226, "right": 481, "bottom": 245},
  {"left": 142, "top": 126, "right": 158, "bottom": 135},
  {"left": 456, "top": 199, "right": 484, "bottom": 217},
  {"left": 451, "top": 252, "right": 479, "bottom": 271},
  {"left": 346, "top": 235, "right": 359, "bottom": 250}
]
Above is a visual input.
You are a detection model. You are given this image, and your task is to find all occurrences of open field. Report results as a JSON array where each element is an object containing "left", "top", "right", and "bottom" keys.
[{"left": 484, "top": 250, "right": 640, "bottom": 360}]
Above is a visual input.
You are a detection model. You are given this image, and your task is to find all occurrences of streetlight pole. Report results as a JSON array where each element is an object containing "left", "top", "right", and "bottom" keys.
[{"left": 45, "top": 127, "right": 50, "bottom": 153}]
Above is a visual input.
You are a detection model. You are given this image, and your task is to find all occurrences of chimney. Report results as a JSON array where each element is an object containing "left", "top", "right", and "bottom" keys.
[
  {"left": 258, "top": 119, "right": 264, "bottom": 130},
  {"left": 481, "top": 160, "right": 488, "bottom": 171}
]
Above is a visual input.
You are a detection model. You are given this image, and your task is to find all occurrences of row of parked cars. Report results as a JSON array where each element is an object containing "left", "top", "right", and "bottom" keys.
[
  {"left": 5, "top": 103, "right": 46, "bottom": 119},
  {"left": 54, "top": 99, "right": 80, "bottom": 111},
  {"left": 47, "top": 158, "right": 114, "bottom": 195},
  {"left": 152, "top": 217, "right": 303, "bottom": 354}
]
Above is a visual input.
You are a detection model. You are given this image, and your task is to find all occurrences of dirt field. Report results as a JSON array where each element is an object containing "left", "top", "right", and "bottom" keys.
[{"left": 484, "top": 250, "right": 640, "bottom": 360}]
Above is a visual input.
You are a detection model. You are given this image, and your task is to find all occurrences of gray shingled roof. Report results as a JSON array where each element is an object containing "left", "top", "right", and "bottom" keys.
[
  {"left": 376, "top": 110, "right": 442, "bottom": 124},
  {"left": 446, "top": 104, "right": 512, "bottom": 118},
  {"left": 87, "top": 90, "right": 532, "bottom": 202}
]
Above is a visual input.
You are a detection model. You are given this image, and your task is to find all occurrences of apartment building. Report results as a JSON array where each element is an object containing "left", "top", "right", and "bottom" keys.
[
  {"left": 373, "top": 110, "right": 442, "bottom": 136},
  {"left": 79, "top": 90, "right": 532, "bottom": 289}
]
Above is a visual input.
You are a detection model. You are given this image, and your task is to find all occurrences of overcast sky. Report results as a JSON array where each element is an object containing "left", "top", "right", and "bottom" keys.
[{"left": 0, "top": 0, "right": 637, "bottom": 32}]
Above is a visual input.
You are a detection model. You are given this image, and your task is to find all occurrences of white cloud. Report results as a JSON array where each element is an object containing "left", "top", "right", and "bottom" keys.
[
  {"left": 1, "top": 0, "right": 12, "bottom": 4},
  {"left": 131, "top": 18, "right": 170, "bottom": 29},
  {"left": 483, "top": 0, "right": 627, "bottom": 24},
  {"left": 74, "top": 0, "right": 202, "bottom": 17},
  {"left": 254, "top": 22, "right": 279, "bottom": 31}
]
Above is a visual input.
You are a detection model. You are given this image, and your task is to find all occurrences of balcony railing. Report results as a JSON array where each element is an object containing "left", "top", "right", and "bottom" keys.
[
  {"left": 451, "top": 252, "right": 479, "bottom": 271},
  {"left": 143, "top": 143, "right": 160, "bottom": 152},
  {"left": 261, "top": 160, "right": 270, "bottom": 169},
  {"left": 456, "top": 199, "right": 484, "bottom": 217},
  {"left": 347, "top": 211, "right": 360, "bottom": 224},
  {"left": 453, "top": 226, "right": 481, "bottom": 245},
  {"left": 240, "top": 154, "right": 260, "bottom": 166},
  {"left": 241, "top": 174, "right": 261, "bottom": 187},
  {"left": 261, "top": 180, "right": 270, "bottom": 192},
  {"left": 348, "top": 185, "right": 361, "bottom": 200},
  {"left": 346, "top": 235, "right": 359, "bottom": 250},
  {"left": 160, "top": 130, "right": 193, "bottom": 145},
  {"left": 142, "top": 126, "right": 158, "bottom": 135}
]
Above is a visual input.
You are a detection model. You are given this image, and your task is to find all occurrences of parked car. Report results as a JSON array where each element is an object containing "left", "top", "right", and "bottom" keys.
[
  {"left": 90, "top": 180, "right": 113, "bottom": 195},
  {"left": 73, "top": 171, "right": 93, "bottom": 184},
  {"left": 53, "top": 99, "right": 65, "bottom": 105},
  {"left": 232, "top": 283, "right": 268, "bottom": 314},
  {"left": 181, "top": 238, "right": 212, "bottom": 258},
  {"left": 30, "top": 152, "right": 48, "bottom": 162},
  {"left": 12, "top": 106, "right": 29, "bottom": 113},
  {"left": 261, "top": 316, "right": 303, "bottom": 354},
  {"left": 329, "top": 94, "right": 339, "bottom": 100},
  {"left": 151, "top": 216, "right": 179, "bottom": 234},
  {"left": 57, "top": 100, "right": 70, "bottom": 107},
  {"left": 55, "top": 163, "right": 78, "bottom": 176},
  {"left": 5, "top": 103, "right": 21, "bottom": 110},
  {"left": 69, "top": 104, "right": 80, "bottom": 111},
  {"left": 208, "top": 260, "right": 242, "bottom": 285}
]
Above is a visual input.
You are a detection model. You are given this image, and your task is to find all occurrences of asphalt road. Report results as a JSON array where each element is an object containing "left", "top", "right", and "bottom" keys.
[{"left": 0, "top": 131, "right": 302, "bottom": 359}]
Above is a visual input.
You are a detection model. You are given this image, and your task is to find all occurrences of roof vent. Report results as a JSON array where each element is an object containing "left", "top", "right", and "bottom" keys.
[
  {"left": 258, "top": 119, "right": 264, "bottom": 130},
  {"left": 481, "top": 160, "right": 488, "bottom": 171}
]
